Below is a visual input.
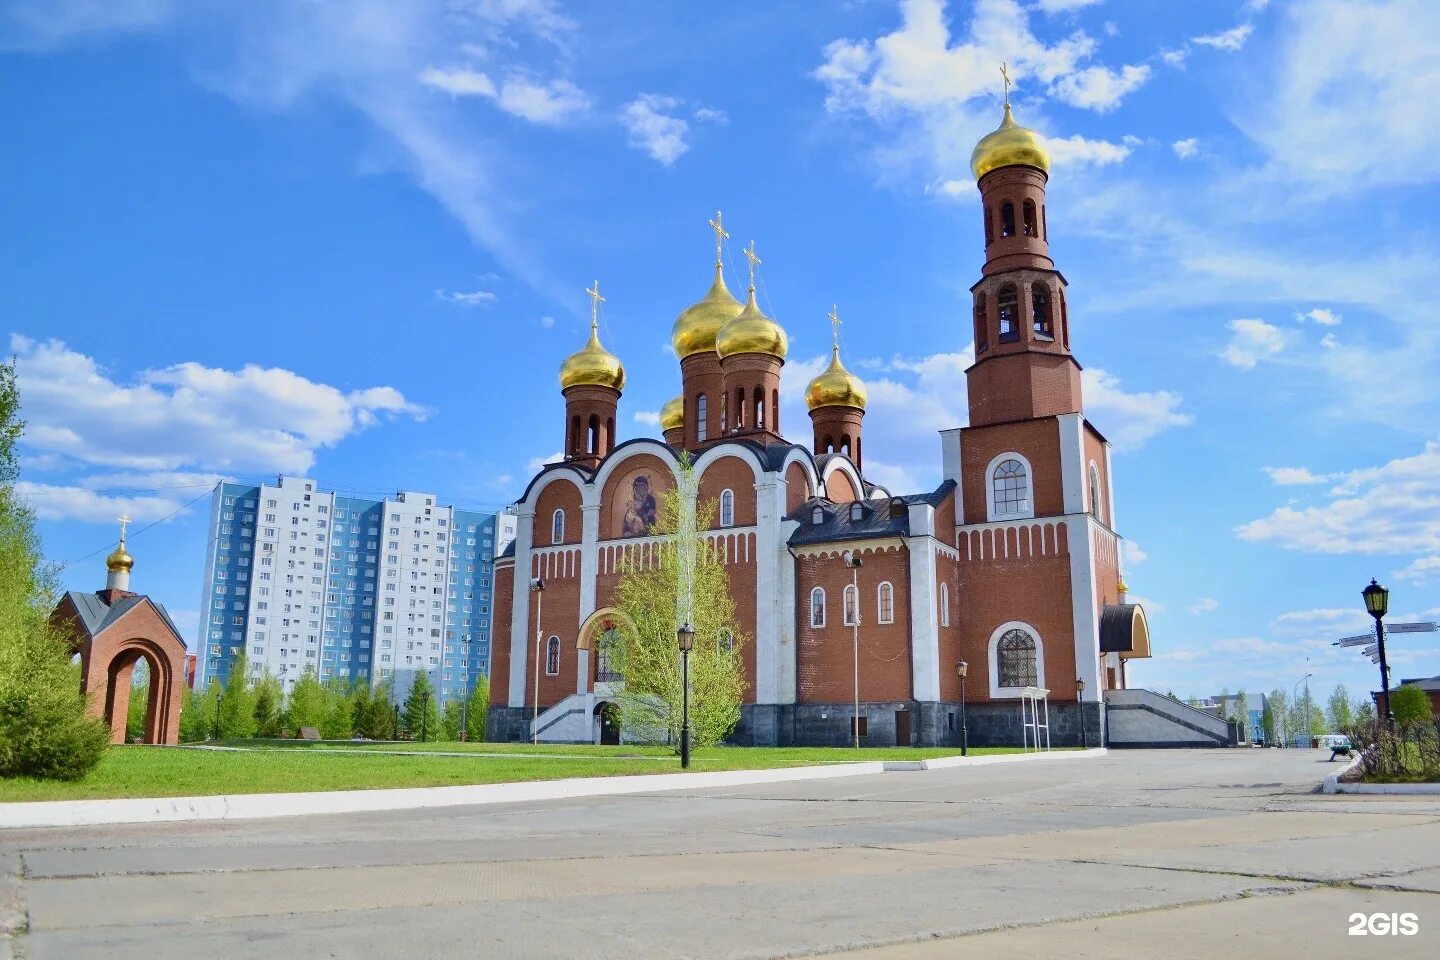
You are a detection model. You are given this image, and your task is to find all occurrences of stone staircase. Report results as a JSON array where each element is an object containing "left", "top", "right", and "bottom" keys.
[
  {"left": 1104, "top": 689, "right": 1237, "bottom": 748},
  {"left": 529, "top": 693, "right": 595, "bottom": 743}
]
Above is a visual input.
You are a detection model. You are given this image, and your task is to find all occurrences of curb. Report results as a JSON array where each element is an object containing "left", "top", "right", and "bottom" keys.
[
  {"left": 1322, "top": 754, "right": 1440, "bottom": 794},
  {"left": 0, "top": 748, "right": 1107, "bottom": 829}
]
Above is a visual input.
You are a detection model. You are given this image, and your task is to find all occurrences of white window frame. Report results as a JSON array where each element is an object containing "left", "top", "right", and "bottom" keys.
[
  {"left": 545, "top": 635, "right": 560, "bottom": 676},
  {"left": 551, "top": 509, "right": 565, "bottom": 545},
  {"left": 876, "top": 581, "right": 894, "bottom": 624},
  {"left": 1088, "top": 460, "right": 1103, "bottom": 523},
  {"left": 939, "top": 582, "right": 950, "bottom": 627},
  {"left": 809, "top": 587, "right": 826, "bottom": 628},
  {"left": 987, "top": 621, "right": 1045, "bottom": 698},
  {"left": 842, "top": 584, "right": 859, "bottom": 627},
  {"left": 985, "top": 451, "right": 1036, "bottom": 521},
  {"left": 719, "top": 489, "right": 735, "bottom": 528}
]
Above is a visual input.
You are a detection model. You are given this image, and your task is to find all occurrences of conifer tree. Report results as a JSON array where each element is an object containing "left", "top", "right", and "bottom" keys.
[
  {"left": 252, "top": 671, "right": 284, "bottom": 738},
  {"left": 403, "top": 671, "right": 440, "bottom": 741},
  {"left": 466, "top": 676, "right": 489, "bottom": 742},
  {"left": 441, "top": 698, "right": 463, "bottom": 742},
  {"left": 286, "top": 666, "right": 326, "bottom": 734},
  {"left": 320, "top": 676, "right": 354, "bottom": 739},
  {"left": 217, "top": 651, "right": 256, "bottom": 739}
]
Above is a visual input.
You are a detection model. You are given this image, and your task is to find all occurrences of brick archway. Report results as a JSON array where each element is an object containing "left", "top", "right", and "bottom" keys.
[{"left": 98, "top": 638, "right": 179, "bottom": 745}]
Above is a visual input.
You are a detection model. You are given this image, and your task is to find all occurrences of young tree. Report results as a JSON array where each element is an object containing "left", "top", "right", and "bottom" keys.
[
  {"left": 403, "top": 671, "right": 440, "bottom": 742},
  {"left": 1327, "top": 683, "right": 1354, "bottom": 732},
  {"left": 612, "top": 457, "right": 746, "bottom": 749},
  {"left": 286, "top": 666, "right": 326, "bottom": 734},
  {"left": 1259, "top": 702, "right": 1274, "bottom": 746},
  {"left": 1391, "top": 685, "right": 1433, "bottom": 727},
  {"left": 1267, "top": 689, "right": 1288, "bottom": 745},
  {"left": 349, "top": 681, "right": 374, "bottom": 739},
  {"left": 1230, "top": 688, "right": 1248, "bottom": 741},
  {"left": 252, "top": 671, "right": 284, "bottom": 738},
  {"left": 356, "top": 678, "right": 396, "bottom": 740},
  {"left": 217, "top": 651, "right": 257, "bottom": 739},
  {"left": 1354, "top": 696, "right": 1376, "bottom": 723},
  {"left": 320, "top": 676, "right": 354, "bottom": 740},
  {"left": 440, "top": 698, "right": 464, "bottom": 742},
  {"left": 466, "top": 676, "right": 489, "bottom": 742},
  {"left": 0, "top": 359, "right": 109, "bottom": 779}
]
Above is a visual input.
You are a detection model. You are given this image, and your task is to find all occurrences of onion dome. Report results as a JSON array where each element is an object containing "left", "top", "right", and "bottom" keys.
[
  {"left": 970, "top": 103, "right": 1050, "bottom": 180},
  {"left": 716, "top": 288, "right": 788, "bottom": 361},
  {"left": 672, "top": 265, "right": 743, "bottom": 358},
  {"left": 106, "top": 541, "right": 134, "bottom": 573},
  {"left": 805, "top": 345, "right": 868, "bottom": 411},
  {"left": 660, "top": 396, "right": 684, "bottom": 432},
  {"left": 558, "top": 321, "right": 625, "bottom": 392}
]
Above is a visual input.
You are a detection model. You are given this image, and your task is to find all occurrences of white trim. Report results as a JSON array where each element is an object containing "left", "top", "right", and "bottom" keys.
[
  {"left": 820, "top": 456, "right": 865, "bottom": 503},
  {"left": 939, "top": 581, "right": 950, "bottom": 627},
  {"left": 519, "top": 467, "right": 590, "bottom": 512},
  {"left": 1057, "top": 412, "right": 1085, "bottom": 515},
  {"left": 790, "top": 538, "right": 906, "bottom": 559},
  {"left": 988, "top": 620, "right": 1046, "bottom": 699},
  {"left": 939, "top": 427, "right": 962, "bottom": 489},
  {"left": 719, "top": 489, "right": 735, "bottom": 528},
  {"left": 551, "top": 509, "right": 565, "bottom": 545},
  {"left": 1087, "top": 460, "right": 1102, "bottom": 523},
  {"left": 1102, "top": 438, "right": 1117, "bottom": 533},
  {"left": 810, "top": 586, "right": 826, "bottom": 628},
  {"left": 876, "top": 581, "right": 894, "bottom": 624},
  {"left": 506, "top": 509, "right": 535, "bottom": 707},
  {"left": 544, "top": 635, "right": 560, "bottom": 676},
  {"left": 842, "top": 583, "right": 859, "bottom": 626},
  {"left": 984, "top": 451, "right": 1035, "bottom": 522},
  {"left": 1067, "top": 515, "right": 1102, "bottom": 699},
  {"left": 906, "top": 534, "right": 942, "bottom": 701}
]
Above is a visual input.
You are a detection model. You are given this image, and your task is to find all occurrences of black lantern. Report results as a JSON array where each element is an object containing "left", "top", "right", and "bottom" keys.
[
  {"left": 956, "top": 659, "right": 968, "bottom": 757},
  {"left": 1362, "top": 579, "right": 1389, "bottom": 620},
  {"left": 678, "top": 625, "right": 695, "bottom": 768},
  {"left": 1076, "top": 677, "right": 1087, "bottom": 749},
  {"left": 1363, "top": 579, "right": 1395, "bottom": 729}
]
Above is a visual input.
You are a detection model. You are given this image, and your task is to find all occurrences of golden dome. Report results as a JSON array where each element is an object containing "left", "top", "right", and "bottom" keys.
[
  {"left": 806, "top": 346, "right": 868, "bottom": 412},
  {"left": 558, "top": 322, "right": 625, "bottom": 392},
  {"left": 106, "top": 543, "right": 134, "bottom": 572},
  {"left": 672, "top": 265, "right": 743, "bottom": 358},
  {"left": 970, "top": 103, "right": 1050, "bottom": 180},
  {"left": 660, "top": 396, "right": 684, "bottom": 432},
  {"left": 716, "top": 288, "right": 788, "bottom": 361}
]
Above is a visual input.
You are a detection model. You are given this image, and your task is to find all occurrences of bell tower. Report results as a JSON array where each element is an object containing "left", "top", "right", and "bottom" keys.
[
  {"left": 558, "top": 282, "right": 626, "bottom": 470},
  {"left": 965, "top": 82, "right": 1081, "bottom": 428}
]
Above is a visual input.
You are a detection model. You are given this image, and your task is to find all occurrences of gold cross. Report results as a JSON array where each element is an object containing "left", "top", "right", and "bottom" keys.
[
  {"left": 118, "top": 513, "right": 131, "bottom": 543},
  {"left": 742, "top": 241, "right": 761, "bottom": 292},
  {"left": 584, "top": 280, "right": 604, "bottom": 331},
  {"left": 1001, "top": 62, "right": 1011, "bottom": 108},
  {"left": 827, "top": 305, "right": 841, "bottom": 350},
  {"left": 707, "top": 210, "right": 729, "bottom": 266}
]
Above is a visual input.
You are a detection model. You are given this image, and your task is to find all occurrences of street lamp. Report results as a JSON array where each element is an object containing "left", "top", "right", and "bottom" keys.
[
  {"left": 956, "top": 659, "right": 968, "bottom": 756},
  {"left": 530, "top": 578, "right": 545, "bottom": 746},
  {"left": 1363, "top": 579, "right": 1394, "bottom": 728},
  {"left": 844, "top": 551, "right": 864, "bottom": 749},
  {"left": 678, "top": 624, "right": 694, "bottom": 769},
  {"left": 1076, "top": 677, "right": 1087, "bottom": 749}
]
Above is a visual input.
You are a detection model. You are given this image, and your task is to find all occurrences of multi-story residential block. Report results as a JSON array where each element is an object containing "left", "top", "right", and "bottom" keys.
[{"left": 198, "top": 476, "right": 500, "bottom": 704}]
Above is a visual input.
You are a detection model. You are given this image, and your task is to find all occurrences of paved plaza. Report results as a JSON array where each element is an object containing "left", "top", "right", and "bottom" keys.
[{"left": 2, "top": 749, "right": 1438, "bottom": 958}]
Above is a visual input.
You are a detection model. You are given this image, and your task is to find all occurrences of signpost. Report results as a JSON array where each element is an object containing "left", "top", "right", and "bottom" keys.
[{"left": 1386, "top": 622, "right": 1437, "bottom": 635}]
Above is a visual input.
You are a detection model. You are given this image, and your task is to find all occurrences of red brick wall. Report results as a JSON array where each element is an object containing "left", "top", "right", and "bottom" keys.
[
  {"left": 530, "top": 547, "right": 582, "bottom": 707},
  {"left": 534, "top": 479, "right": 583, "bottom": 546},
  {"left": 827, "top": 468, "right": 859, "bottom": 504},
  {"left": 698, "top": 455, "right": 757, "bottom": 528},
  {"left": 795, "top": 546, "right": 912, "bottom": 704},
  {"left": 1082, "top": 424, "right": 1112, "bottom": 526},
  {"left": 959, "top": 417, "right": 1062, "bottom": 524},
  {"left": 785, "top": 461, "right": 811, "bottom": 512},
  {"left": 489, "top": 561, "right": 514, "bottom": 705}
]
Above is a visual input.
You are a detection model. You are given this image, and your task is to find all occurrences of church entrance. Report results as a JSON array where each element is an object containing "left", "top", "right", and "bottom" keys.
[
  {"left": 596, "top": 702, "right": 621, "bottom": 745},
  {"left": 894, "top": 708, "right": 910, "bottom": 746}
]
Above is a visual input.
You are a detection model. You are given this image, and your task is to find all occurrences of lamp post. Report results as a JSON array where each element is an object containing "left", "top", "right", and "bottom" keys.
[
  {"left": 1363, "top": 579, "right": 1394, "bottom": 729},
  {"left": 956, "top": 660, "right": 968, "bottom": 757},
  {"left": 844, "top": 551, "right": 864, "bottom": 749},
  {"left": 530, "top": 578, "right": 545, "bottom": 746},
  {"left": 1076, "top": 677, "right": 1087, "bottom": 749},
  {"left": 393, "top": 703, "right": 400, "bottom": 741},
  {"left": 678, "top": 624, "right": 694, "bottom": 769}
]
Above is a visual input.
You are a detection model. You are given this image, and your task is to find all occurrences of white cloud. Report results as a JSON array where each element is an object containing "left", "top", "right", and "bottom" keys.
[
  {"left": 861, "top": 460, "right": 922, "bottom": 494},
  {"left": 1238, "top": 441, "right": 1440, "bottom": 555},
  {"left": 1050, "top": 63, "right": 1149, "bottom": 113},
  {"left": 1396, "top": 556, "right": 1440, "bottom": 584},
  {"left": 1159, "top": 48, "right": 1188, "bottom": 68},
  {"left": 435, "top": 288, "right": 497, "bottom": 307},
  {"left": 633, "top": 410, "right": 660, "bottom": 426},
  {"left": 621, "top": 94, "right": 690, "bottom": 165},
  {"left": 15, "top": 482, "right": 192, "bottom": 524},
  {"left": 1319, "top": 333, "right": 1338, "bottom": 349},
  {"left": 1263, "top": 466, "right": 1329, "bottom": 486},
  {"left": 1296, "top": 307, "right": 1341, "bottom": 326},
  {"left": 539, "top": 315, "right": 555, "bottom": 328},
  {"left": 1272, "top": 607, "right": 1373, "bottom": 637},
  {"left": 527, "top": 451, "right": 562, "bottom": 473},
  {"left": 1171, "top": 137, "right": 1198, "bottom": 159},
  {"left": 418, "top": 66, "right": 496, "bottom": 98},
  {"left": 1081, "top": 367, "right": 1192, "bottom": 450},
  {"left": 693, "top": 106, "right": 728, "bottom": 125},
  {"left": 421, "top": 66, "right": 589, "bottom": 125},
  {"left": 1122, "top": 539, "right": 1147, "bottom": 566},
  {"left": 1034, "top": 0, "right": 1102, "bottom": 12},
  {"left": 1192, "top": 24, "right": 1253, "bottom": 52},
  {"left": 1126, "top": 594, "right": 1165, "bottom": 615},
  {"left": 1042, "top": 134, "right": 1131, "bottom": 167},
  {"left": 1220, "top": 318, "right": 1285, "bottom": 369},
  {"left": 11, "top": 335, "right": 425, "bottom": 477},
  {"left": 1188, "top": 597, "right": 1220, "bottom": 614}
]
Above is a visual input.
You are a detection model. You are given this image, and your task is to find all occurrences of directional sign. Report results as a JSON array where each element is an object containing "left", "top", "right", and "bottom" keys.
[
  {"left": 1335, "top": 634, "right": 1373, "bottom": 647},
  {"left": 1387, "top": 621, "right": 1438, "bottom": 634},
  {"left": 1363, "top": 645, "right": 1378, "bottom": 658}
]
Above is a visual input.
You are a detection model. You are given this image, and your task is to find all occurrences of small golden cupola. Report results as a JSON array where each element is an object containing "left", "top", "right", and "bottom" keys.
[
  {"left": 105, "top": 514, "right": 134, "bottom": 593},
  {"left": 807, "top": 307, "right": 868, "bottom": 468},
  {"left": 717, "top": 241, "right": 788, "bottom": 441},
  {"left": 660, "top": 395, "right": 685, "bottom": 446},
  {"left": 716, "top": 242, "right": 788, "bottom": 361},
  {"left": 672, "top": 214, "right": 743, "bottom": 359},
  {"left": 560, "top": 282, "right": 625, "bottom": 469},
  {"left": 970, "top": 66, "right": 1050, "bottom": 180}
]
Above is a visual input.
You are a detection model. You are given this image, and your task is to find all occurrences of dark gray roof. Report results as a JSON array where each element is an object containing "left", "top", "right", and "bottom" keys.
[
  {"left": 61, "top": 591, "right": 187, "bottom": 648},
  {"left": 787, "top": 480, "right": 956, "bottom": 547},
  {"left": 1398, "top": 676, "right": 1440, "bottom": 691}
]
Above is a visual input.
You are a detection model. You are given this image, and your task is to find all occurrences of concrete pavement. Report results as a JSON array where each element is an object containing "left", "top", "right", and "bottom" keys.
[{"left": 3, "top": 749, "right": 1438, "bottom": 958}]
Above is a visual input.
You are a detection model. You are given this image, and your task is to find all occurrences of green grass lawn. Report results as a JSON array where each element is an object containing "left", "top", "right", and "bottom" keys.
[{"left": 0, "top": 741, "right": 1031, "bottom": 803}]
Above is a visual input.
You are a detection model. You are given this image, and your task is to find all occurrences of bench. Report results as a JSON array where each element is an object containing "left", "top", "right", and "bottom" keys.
[{"left": 1329, "top": 744, "right": 1353, "bottom": 761}]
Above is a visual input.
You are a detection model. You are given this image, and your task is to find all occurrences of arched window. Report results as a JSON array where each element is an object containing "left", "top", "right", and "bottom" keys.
[
  {"left": 718, "top": 628, "right": 734, "bottom": 656},
  {"left": 812, "top": 506, "right": 825, "bottom": 525},
  {"left": 877, "top": 581, "right": 894, "bottom": 624},
  {"left": 991, "top": 457, "right": 1031, "bottom": 518},
  {"left": 734, "top": 388, "right": 745, "bottom": 429},
  {"left": 754, "top": 386, "right": 766, "bottom": 429},
  {"left": 772, "top": 389, "right": 779, "bottom": 431},
  {"left": 551, "top": 509, "right": 565, "bottom": 544},
  {"left": 984, "top": 207, "right": 993, "bottom": 245},
  {"left": 720, "top": 393, "right": 728, "bottom": 433},
  {"left": 849, "top": 501, "right": 864, "bottom": 522},
  {"left": 606, "top": 417, "right": 614, "bottom": 451},
  {"left": 1000, "top": 201, "right": 1016, "bottom": 238},
  {"left": 696, "top": 394, "right": 708, "bottom": 442},
  {"left": 1041, "top": 204, "right": 1048, "bottom": 240},
  {"left": 719, "top": 489, "right": 735, "bottom": 528},
  {"left": 596, "top": 628, "right": 622, "bottom": 682},
  {"left": 822, "top": 434, "right": 835, "bottom": 454},
  {"left": 569, "top": 415, "right": 581, "bottom": 456},
  {"left": 545, "top": 636, "right": 560, "bottom": 676},
  {"left": 587, "top": 414, "right": 600, "bottom": 454},
  {"left": 1060, "top": 291, "right": 1069, "bottom": 349},
  {"left": 810, "top": 587, "right": 826, "bottom": 628},
  {"left": 997, "top": 627, "right": 1038, "bottom": 688},
  {"left": 974, "top": 292, "right": 988, "bottom": 353},
  {"left": 840, "top": 434, "right": 851, "bottom": 456},
  {"left": 843, "top": 583, "right": 859, "bottom": 627},
  {"left": 1089, "top": 462, "right": 1102, "bottom": 521},
  {"left": 1031, "top": 283, "right": 1052, "bottom": 338},
  {"left": 1023, "top": 199, "right": 1037, "bottom": 237},
  {"left": 998, "top": 285, "right": 1019, "bottom": 342},
  {"left": 939, "top": 582, "right": 950, "bottom": 627}
]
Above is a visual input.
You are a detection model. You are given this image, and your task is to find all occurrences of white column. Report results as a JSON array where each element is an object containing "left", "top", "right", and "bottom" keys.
[
  {"left": 776, "top": 518, "right": 799, "bottom": 704},
  {"left": 579, "top": 504, "right": 600, "bottom": 621},
  {"left": 506, "top": 510, "right": 535, "bottom": 708},
  {"left": 905, "top": 503, "right": 941, "bottom": 703},
  {"left": 1102, "top": 438, "right": 1117, "bottom": 531},
  {"left": 1057, "top": 413, "right": 1085, "bottom": 515},
  {"left": 1066, "top": 515, "right": 1102, "bottom": 698},
  {"left": 753, "top": 477, "right": 781, "bottom": 704},
  {"left": 939, "top": 428, "right": 963, "bottom": 488}
]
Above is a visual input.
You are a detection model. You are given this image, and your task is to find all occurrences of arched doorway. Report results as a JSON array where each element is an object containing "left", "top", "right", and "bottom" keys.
[
  {"left": 575, "top": 607, "right": 638, "bottom": 690},
  {"left": 595, "top": 701, "right": 621, "bottom": 745},
  {"left": 95, "top": 639, "right": 177, "bottom": 745}
]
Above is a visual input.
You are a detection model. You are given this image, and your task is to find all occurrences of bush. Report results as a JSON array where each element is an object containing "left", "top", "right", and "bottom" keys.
[{"left": 1391, "top": 685, "right": 1434, "bottom": 728}]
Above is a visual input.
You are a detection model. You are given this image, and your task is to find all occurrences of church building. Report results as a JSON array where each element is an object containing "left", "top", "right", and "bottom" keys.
[{"left": 486, "top": 102, "right": 1152, "bottom": 747}]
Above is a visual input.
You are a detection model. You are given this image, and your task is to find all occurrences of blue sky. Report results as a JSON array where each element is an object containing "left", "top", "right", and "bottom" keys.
[{"left": 3, "top": 0, "right": 1437, "bottom": 705}]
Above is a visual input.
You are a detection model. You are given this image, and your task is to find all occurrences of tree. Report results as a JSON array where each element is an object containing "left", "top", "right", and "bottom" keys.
[
  {"left": 126, "top": 682, "right": 150, "bottom": 741},
  {"left": 217, "top": 651, "right": 256, "bottom": 739},
  {"left": 612, "top": 457, "right": 746, "bottom": 749},
  {"left": 1259, "top": 702, "right": 1274, "bottom": 747},
  {"left": 355, "top": 678, "right": 395, "bottom": 740},
  {"left": 466, "top": 676, "right": 489, "bottom": 742},
  {"left": 1267, "top": 689, "right": 1288, "bottom": 745},
  {"left": 1230, "top": 688, "right": 1248, "bottom": 741},
  {"left": 1391, "top": 685, "right": 1433, "bottom": 727},
  {"left": 320, "top": 676, "right": 354, "bottom": 740},
  {"left": 179, "top": 680, "right": 218, "bottom": 743},
  {"left": 1327, "top": 683, "right": 1354, "bottom": 732},
  {"left": 252, "top": 671, "right": 284, "bottom": 738},
  {"left": 0, "top": 358, "right": 110, "bottom": 779},
  {"left": 1354, "top": 696, "right": 1376, "bottom": 723},
  {"left": 403, "top": 671, "right": 439, "bottom": 741},
  {"left": 349, "top": 682, "right": 374, "bottom": 739},
  {"left": 441, "top": 698, "right": 464, "bottom": 742},
  {"left": 286, "top": 666, "right": 325, "bottom": 734}
]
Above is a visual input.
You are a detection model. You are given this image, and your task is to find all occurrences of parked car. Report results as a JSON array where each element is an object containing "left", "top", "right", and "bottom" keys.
[{"left": 1318, "top": 734, "right": 1350, "bottom": 751}]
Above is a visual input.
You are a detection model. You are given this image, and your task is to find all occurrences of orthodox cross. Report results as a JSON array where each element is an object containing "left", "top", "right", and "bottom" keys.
[
  {"left": 117, "top": 513, "right": 130, "bottom": 545},
  {"left": 585, "top": 280, "right": 604, "bottom": 332},
  {"left": 1001, "top": 62, "right": 1011, "bottom": 109},
  {"left": 827, "top": 305, "right": 842, "bottom": 351},
  {"left": 743, "top": 241, "right": 761, "bottom": 292},
  {"left": 708, "top": 210, "right": 729, "bottom": 266}
]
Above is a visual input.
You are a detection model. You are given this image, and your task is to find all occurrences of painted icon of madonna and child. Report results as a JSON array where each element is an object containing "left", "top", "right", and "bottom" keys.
[{"left": 620, "top": 474, "right": 658, "bottom": 537}]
